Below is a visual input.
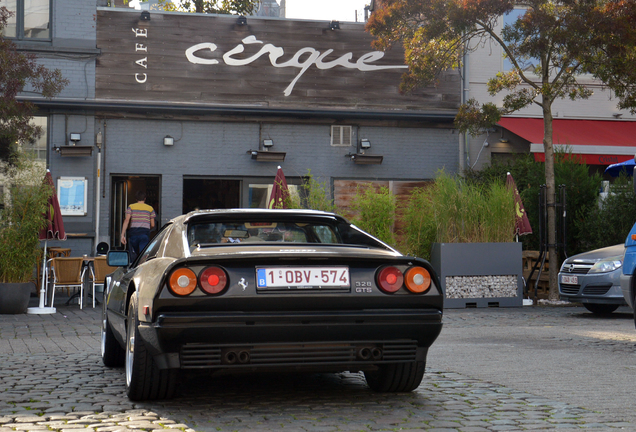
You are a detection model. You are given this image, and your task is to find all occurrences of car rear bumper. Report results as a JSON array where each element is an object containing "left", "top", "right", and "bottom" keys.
[{"left": 138, "top": 309, "right": 443, "bottom": 370}]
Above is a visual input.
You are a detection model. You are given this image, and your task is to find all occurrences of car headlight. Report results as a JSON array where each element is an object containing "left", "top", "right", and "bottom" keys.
[{"left": 588, "top": 257, "right": 623, "bottom": 274}]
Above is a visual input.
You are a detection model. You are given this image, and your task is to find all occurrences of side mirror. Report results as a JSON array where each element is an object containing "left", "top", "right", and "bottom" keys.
[{"left": 107, "top": 250, "right": 130, "bottom": 267}]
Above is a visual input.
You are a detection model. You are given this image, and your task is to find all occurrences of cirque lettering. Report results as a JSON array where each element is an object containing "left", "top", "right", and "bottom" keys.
[{"left": 185, "top": 35, "right": 407, "bottom": 96}]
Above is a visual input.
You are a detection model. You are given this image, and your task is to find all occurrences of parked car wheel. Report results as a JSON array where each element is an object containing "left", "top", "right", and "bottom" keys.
[
  {"left": 583, "top": 303, "right": 620, "bottom": 315},
  {"left": 125, "top": 293, "right": 177, "bottom": 400},
  {"left": 364, "top": 361, "right": 425, "bottom": 392},
  {"left": 101, "top": 300, "right": 124, "bottom": 367}
]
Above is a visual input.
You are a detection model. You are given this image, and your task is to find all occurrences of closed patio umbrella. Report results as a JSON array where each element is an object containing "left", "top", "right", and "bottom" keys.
[
  {"left": 28, "top": 170, "right": 67, "bottom": 314},
  {"left": 506, "top": 172, "right": 533, "bottom": 239},
  {"left": 268, "top": 166, "right": 290, "bottom": 209}
]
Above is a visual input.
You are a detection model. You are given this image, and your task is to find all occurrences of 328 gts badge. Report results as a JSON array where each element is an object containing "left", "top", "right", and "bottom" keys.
[{"left": 355, "top": 281, "right": 372, "bottom": 293}]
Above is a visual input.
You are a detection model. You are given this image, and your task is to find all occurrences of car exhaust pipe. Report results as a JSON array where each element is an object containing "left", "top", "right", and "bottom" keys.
[
  {"left": 371, "top": 347, "right": 383, "bottom": 360},
  {"left": 223, "top": 351, "right": 237, "bottom": 364},
  {"left": 238, "top": 350, "right": 251, "bottom": 364},
  {"left": 358, "top": 347, "right": 371, "bottom": 360}
]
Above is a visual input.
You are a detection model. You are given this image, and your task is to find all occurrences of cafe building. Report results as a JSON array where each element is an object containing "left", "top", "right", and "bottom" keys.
[{"left": 30, "top": 5, "right": 461, "bottom": 255}]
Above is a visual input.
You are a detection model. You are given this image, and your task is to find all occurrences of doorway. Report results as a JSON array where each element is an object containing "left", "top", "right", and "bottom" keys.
[
  {"left": 111, "top": 175, "right": 161, "bottom": 249},
  {"left": 183, "top": 178, "right": 241, "bottom": 213}
]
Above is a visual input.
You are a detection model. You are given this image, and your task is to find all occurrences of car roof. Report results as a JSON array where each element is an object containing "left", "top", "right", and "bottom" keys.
[{"left": 178, "top": 208, "right": 349, "bottom": 225}]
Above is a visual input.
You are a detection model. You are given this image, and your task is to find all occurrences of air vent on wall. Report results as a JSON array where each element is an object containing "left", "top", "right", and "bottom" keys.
[{"left": 331, "top": 125, "right": 352, "bottom": 146}]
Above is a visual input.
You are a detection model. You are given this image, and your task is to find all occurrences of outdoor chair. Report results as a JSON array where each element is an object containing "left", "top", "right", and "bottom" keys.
[
  {"left": 49, "top": 257, "right": 87, "bottom": 309},
  {"left": 89, "top": 256, "right": 117, "bottom": 307}
]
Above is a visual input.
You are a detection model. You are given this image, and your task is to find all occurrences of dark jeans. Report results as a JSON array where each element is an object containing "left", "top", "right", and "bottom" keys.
[{"left": 128, "top": 228, "right": 150, "bottom": 261}]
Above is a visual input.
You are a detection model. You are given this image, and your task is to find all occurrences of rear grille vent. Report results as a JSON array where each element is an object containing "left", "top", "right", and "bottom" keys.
[{"left": 180, "top": 340, "right": 418, "bottom": 369}]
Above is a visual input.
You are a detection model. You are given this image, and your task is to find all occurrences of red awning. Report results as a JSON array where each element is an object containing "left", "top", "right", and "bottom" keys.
[{"left": 497, "top": 117, "right": 636, "bottom": 165}]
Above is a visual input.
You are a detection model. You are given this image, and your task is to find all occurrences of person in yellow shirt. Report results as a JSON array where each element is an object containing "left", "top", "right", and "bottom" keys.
[{"left": 120, "top": 191, "right": 155, "bottom": 260}]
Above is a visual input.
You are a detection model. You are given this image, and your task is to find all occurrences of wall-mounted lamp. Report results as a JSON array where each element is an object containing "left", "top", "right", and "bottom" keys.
[
  {"left": 237, "top": 15, "right": 247, "bottom": 25},
  {"left": 329, "top": 20, "right": 340, "bottom": 30},
  {"left": 263, "top": 139, "right": 274, "bottom": 148},
  {"left": 163, "top": 135, "right": 174, "bottom": 146},
  {"left": 248, "top": 150, "right": 286, "bottom": 162},
  {"left": 69, "top": 133, "right": 81, "bottom": 146},
  {"left": 347, "top": 153, "right": 383, "bottom": 165},
  {"left": 140, "top": 11, "right": 150, "bottom": 21},
  {"left": 54, "top": 146, "right": 93, "bottom": 157},
  {"left": 347, "top": 138, "right": 382, "bottom": 164}
]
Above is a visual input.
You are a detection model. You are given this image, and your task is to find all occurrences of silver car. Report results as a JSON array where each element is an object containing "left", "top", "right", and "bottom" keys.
[{"left": 558, "top": 244, "right": 626, "bottom": 314}]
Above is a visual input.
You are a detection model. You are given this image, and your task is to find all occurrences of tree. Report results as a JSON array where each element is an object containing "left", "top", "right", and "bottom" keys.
[
  {"left": 162, "top": 0, "right": 259, "bottom": 14},
  {"left": 0, "top": 7, "right": 67, "bottom": 167},
  {"left": 366, "top": 0, "right": 636, "bottom": 300}
]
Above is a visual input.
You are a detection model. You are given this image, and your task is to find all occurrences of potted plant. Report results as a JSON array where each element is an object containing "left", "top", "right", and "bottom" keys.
[
  {"left": 404, "top": 171, "right": 522, "bottom": 308},
  {"left": 0, "top": 156, "right": 50, "bottom": 314}
]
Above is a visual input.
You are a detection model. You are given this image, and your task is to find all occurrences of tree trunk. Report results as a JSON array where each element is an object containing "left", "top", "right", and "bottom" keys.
[{"left": 542, "top": 102, "right": 559, "bottom": 301}]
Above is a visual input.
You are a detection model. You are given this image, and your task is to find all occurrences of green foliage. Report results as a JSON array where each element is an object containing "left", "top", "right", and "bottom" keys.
[
  {"left": 465, "top": 152, "right": 602, "bottom": 256},
  {"left": 0, "top": 8, "right": 68, "bottom": 165},
  {"left": 574, "top": 175, "right": 636, "bottom": 251},
  {"left": 0, "top": 156, "right": 50, "bottom": 283},
  {"left": 161, "top": 0, "right": 259, "bottom": 14},
  {"left": 286, "top": 170, "right": 336, "bottom": 212},
  {"left": 349, "top": 185, "right": 396, "bottom": 246},
  {"left": 403, "top": 171, "right": 515, "bottom": 260}
]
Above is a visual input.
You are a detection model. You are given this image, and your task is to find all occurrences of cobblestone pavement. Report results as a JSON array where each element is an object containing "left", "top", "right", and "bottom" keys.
[{"left": 0, "top": 300, "right": 634, "bottom": 431}]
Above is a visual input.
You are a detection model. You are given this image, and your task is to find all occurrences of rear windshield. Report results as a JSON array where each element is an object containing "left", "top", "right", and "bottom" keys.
[
  {"left": 188, "top": 221, "right": 340, "bottom": 247},
  {"left": 186, "top": 219, "right": 390, "bottom": 250}
]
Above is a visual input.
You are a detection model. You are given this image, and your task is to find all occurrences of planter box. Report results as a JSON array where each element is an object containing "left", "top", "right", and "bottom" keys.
[
  {"left": 431, "top": 242, "right": 523, "bottom": 308},
  {"left": 0, "top": 282, "right": 33, "bottom": 314}
]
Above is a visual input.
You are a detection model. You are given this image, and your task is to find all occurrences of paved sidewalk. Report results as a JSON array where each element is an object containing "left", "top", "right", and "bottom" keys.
[{"left": 0, "top": 299, "right": 633, "bottom": 431}]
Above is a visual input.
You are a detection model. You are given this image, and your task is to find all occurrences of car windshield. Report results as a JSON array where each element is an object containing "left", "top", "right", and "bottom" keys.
[{"left": 188, "top": 221, "right": 341, "bottom": 247}]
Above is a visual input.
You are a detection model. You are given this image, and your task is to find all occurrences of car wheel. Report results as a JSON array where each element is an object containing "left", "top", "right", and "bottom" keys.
[
  {"left": 583, "top": 303, "right": 619, "bottom": 315},
  {"left": 101, "top": 300, "right": 124, "bottom": 367},
  {"left": 364, "top": 361, "right": 425, "bottom": 392},
  {"left": 125, "top": 293, "right": 177, "bottom": 401}
]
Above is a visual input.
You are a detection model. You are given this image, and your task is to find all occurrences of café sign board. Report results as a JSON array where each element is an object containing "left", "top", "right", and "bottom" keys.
[{"left": 96, "top": 9, "right": 459, "bottom": 112}]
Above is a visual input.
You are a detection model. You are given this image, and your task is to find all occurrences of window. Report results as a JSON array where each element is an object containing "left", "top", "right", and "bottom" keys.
[
  {"left": 0, "top": 0, "right": 51, "bottom": 40},
  {"left": 23, "top": 116, "right": 47, "bottom": 161},
  {"left": 502, "top": 8, "right": 537, "bottom": 73},
  {"left": 331, "top": 125, "right": 352, "bottom": 146},
  {"left": 248, "top": 183, "right": 299, "bottom": 208}
]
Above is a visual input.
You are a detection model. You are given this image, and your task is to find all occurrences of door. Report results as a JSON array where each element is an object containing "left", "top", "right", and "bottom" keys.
[{"left": 110, "top": 175, "right": 161, "bottom": 249}]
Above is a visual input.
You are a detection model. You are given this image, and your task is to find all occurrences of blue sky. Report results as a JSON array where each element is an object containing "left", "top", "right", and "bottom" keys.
[{"left": 285, "top": 0, "right": 370, "bottom": 22}]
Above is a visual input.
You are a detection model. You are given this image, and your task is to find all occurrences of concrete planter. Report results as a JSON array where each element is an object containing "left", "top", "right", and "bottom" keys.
[
  {"left": 0, "top": 282, "right": 34, "bottom": 314},
  {"left": 431, "top": 242, "right": 523, "bottom": 308}
]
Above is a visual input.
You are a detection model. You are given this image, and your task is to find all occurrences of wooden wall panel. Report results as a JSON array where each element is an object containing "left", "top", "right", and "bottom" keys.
[
  {"left": 334, "top": 180, "right": 432, "bottom": 244},
  {"left": 96, "top": 10, "right": 460, "bottom": 113}
]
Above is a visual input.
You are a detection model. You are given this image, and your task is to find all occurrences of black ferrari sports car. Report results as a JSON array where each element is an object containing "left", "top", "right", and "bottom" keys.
[{"left": 101, "top": 209, "right": 444, "bottom": 400}]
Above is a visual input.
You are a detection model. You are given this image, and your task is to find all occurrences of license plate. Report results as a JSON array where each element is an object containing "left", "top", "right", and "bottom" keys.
[
  {"left": 257, "top": 266, "right": 350, "bottom": 290},
  {"left": 561, "top": 275, "right": 578, "bottom": 285}
]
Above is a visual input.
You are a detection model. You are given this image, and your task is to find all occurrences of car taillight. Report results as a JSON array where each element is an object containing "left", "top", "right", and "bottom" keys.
[
  {"left": 377, "top": 266, "right": 404, "bottom": 293},
  {"left": 169, "top": 268, "right": 197, "bottom": 296},
  {"left": 199, "top": 266, "right": 228, "bottom": 294},
  {"left": 404, "top": 266, "right": 431, "bottom": 293}
]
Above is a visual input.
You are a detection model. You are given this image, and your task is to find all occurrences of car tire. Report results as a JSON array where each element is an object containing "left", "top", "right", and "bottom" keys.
[
  {"left": 125, "top": 293, "right": 177, "bottom": 401},
  {"left": 583, "top": 303, "right": 619, "bottom": 315},
  {"left": 101, "top": 302, "right": 124, "bottom": 368},
  {"left": 364, "top": 361, "right": 425, "bottom": 392}
]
